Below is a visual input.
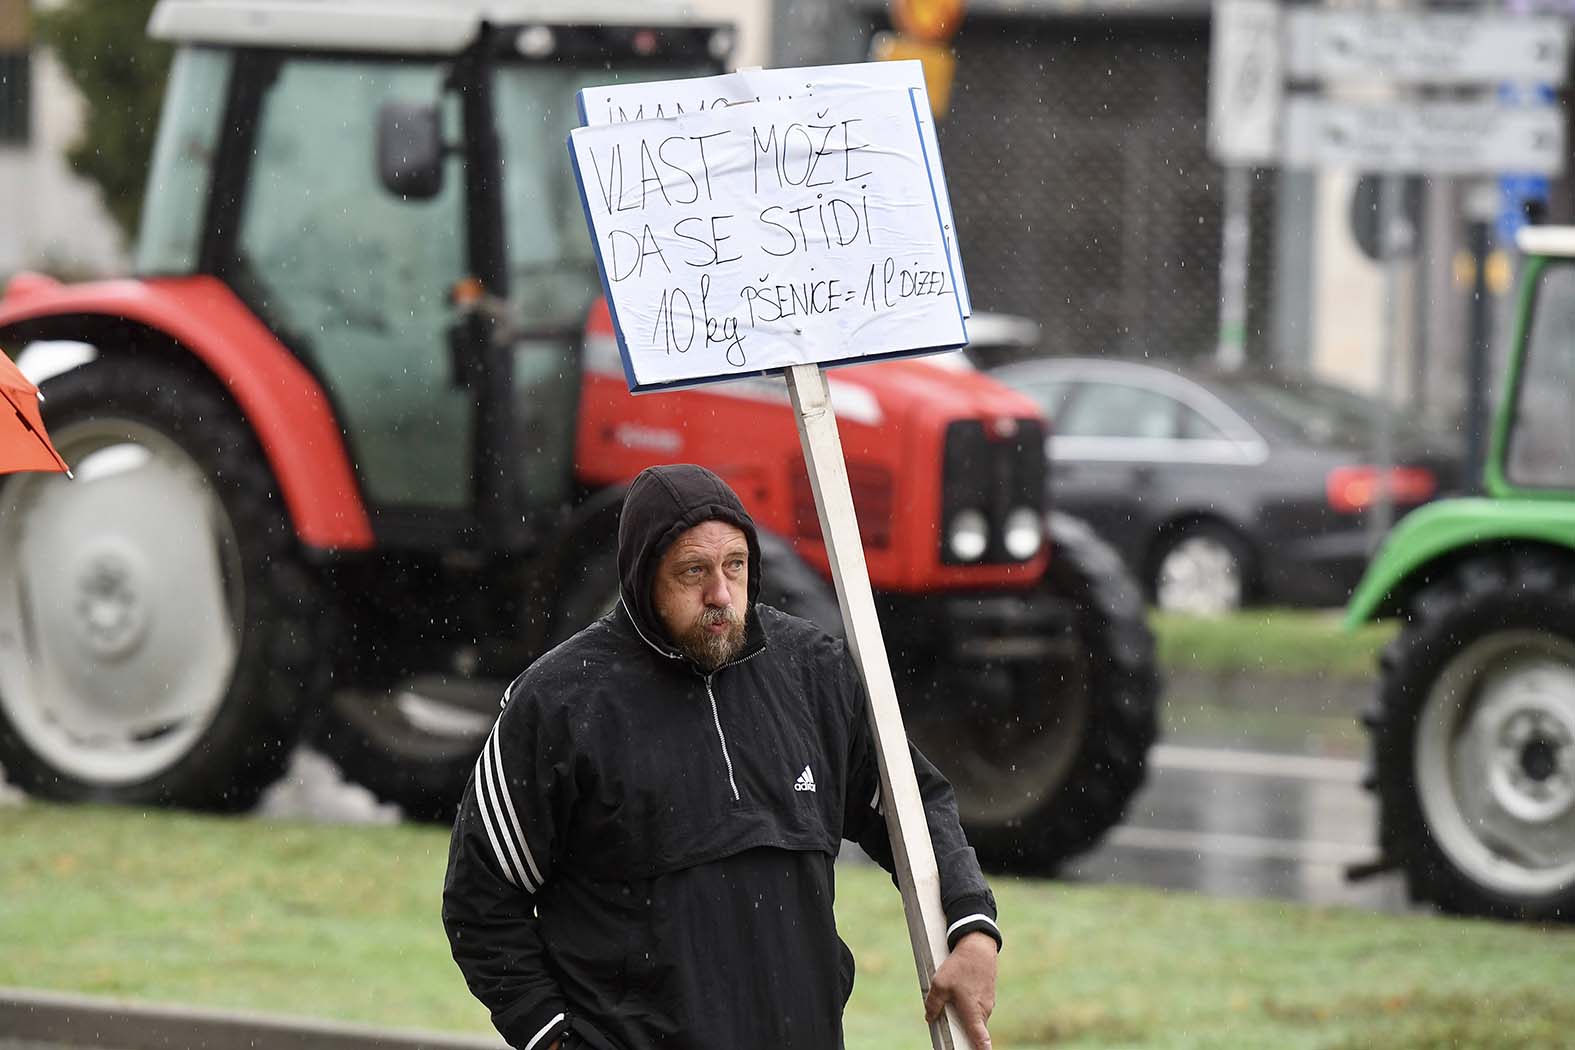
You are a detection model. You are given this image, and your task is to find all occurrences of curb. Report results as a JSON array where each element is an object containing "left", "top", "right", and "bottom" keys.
[{"left": 0, "top": 988, "right": 504, "bottom": 1050}]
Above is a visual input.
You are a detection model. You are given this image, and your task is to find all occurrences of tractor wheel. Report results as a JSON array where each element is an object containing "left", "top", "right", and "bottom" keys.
[
  {"left": 911, "top": 513, "right": 1160, "bottom": 873},
  {"left": 1369, "top": 550, "right": 1575, "bottom": 921},
  {"left": 314, "top": 538, "right": 621, "bottom": 823},
  {"left": 316, "top": 528, "right": 840, "bottom": 822},
  {"left": 0, "top": 355, "right": 325, "bottom": 810}
]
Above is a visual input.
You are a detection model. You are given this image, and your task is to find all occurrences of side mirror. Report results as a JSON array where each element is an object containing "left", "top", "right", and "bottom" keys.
[{"left": 377, "top": 101, "right": 445, "bottom": 200}]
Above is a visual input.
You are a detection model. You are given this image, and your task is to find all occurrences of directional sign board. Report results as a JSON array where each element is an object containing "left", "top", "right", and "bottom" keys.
[
  {"left": 580, "top": 61, "right": 971, "bottom": 318},
  {"left": 1285, "top": 10, "right": 1569, "bottom": 85},
  {"left": 567, "top": 86, "right": 965, "bottom": 392},
  {"left": 1282, "top": 97, "right": 1565, "bottom": 176},
  {"left": 1207, "top": 0, "right": 1283, "bottom": 165}
]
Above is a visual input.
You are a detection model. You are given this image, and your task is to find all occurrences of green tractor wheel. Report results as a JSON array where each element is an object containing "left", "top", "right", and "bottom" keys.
[{"left": 1371, "top": 550, "right": 1575, "bottom": 921}]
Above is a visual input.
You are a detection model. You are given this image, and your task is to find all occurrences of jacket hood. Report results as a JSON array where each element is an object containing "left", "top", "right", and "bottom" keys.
[{"left": 617, "top": 464, "right": 764, "bottom": 662}]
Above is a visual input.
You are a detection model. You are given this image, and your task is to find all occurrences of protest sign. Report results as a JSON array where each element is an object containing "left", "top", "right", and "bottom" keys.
[
  {"left": 578, "top": 60, "right": 972, "bottom": 318},
  {"left": 567, "top": 86, "right": 965, "bottom": 392}
]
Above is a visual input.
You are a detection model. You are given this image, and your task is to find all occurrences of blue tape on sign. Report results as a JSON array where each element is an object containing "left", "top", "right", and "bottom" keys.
[{"left": 908, "top": 87, "right": 968, "bottom": 345}]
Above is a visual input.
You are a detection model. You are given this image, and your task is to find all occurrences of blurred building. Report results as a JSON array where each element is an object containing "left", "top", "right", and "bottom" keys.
[
  {"left": 782, "top": 0, "right": 1279, "bottom": 371},
  {"left": 0, "top": 0, "right": 126, "bottom": 280}
]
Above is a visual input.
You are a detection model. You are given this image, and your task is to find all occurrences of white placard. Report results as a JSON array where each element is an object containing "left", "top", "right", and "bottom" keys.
[
  {"left": 578, "top": 61, "right": 971, "bottom": 317},
  {"left": 1207, "top": 0, "right": 1283, "bottom": 166},
  {"left": 567, "top": 87, "right": 965, "bottom": 392},
  {"left": 1285, "top": 10, "right": 1569, "bottom": 86},
  {"left": 1282, "top": 97, "right": 1565, "bottom": 176}
]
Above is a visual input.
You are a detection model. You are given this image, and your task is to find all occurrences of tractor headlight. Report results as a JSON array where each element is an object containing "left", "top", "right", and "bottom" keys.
[
  {"left": 1002, "top": 507, "right": 1043, "bottom": 560},
  {"left": 947, "top": 509, "right": 990, "bottom": 562}
]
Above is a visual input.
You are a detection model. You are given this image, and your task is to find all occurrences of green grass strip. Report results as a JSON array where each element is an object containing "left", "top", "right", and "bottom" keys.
[
  {"left": 3, "top": 804, "right": 1571, "bottom": 1049},
  {"left": 1150, "top": 608, "right": 1397, "bottom": 681}
]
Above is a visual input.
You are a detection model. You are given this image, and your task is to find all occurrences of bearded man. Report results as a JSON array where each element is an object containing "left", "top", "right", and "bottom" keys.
[{"left": 443, "top": 463, "right": 1000, "bottom": 1050}]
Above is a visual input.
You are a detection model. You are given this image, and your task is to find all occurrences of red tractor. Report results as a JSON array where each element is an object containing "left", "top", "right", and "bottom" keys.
[{"left": 0, "top": 0, "right": 1157, "bottom": 872}]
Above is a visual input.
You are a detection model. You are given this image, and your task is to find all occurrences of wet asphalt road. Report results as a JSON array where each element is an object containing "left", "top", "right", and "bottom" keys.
[{"left": 2, "top": 735, "right": 1413, "bottom": 914}]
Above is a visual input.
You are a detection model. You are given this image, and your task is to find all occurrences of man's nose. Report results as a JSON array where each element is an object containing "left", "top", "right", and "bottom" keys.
[{"left": 702, "top": 568, "right": 732, "bottom": 606}]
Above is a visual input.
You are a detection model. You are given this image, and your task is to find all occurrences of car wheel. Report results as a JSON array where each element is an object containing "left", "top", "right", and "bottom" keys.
[
  {"left": 1151, "top": 522, "right": 1250, "bottom": 616},
  {"left": 0, "top": 355, "right": 326, "bottom": 809},
  {"left": 1369, "top": 551, "right": 1575, "bottom": 921}
]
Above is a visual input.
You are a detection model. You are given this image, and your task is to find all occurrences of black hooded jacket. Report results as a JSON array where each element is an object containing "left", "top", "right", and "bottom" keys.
[{"left": 443, "top": 464, "right": 1000, "bottom": 1050}]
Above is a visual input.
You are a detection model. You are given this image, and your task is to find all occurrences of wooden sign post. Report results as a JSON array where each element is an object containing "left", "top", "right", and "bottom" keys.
[
  {"left": 786, "top": 361, "right": 966, "bottom": 1050},
  {"left": 568, "top": 69, "right": 971, "bottom": 1048}
]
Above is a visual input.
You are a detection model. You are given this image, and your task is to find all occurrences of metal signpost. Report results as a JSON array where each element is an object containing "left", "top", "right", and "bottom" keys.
[
  {"left": 1207, "top": 1, "right": 1569, "bottom": 541},
  {"left": 1207, "top": 0, "right": 1281, "bottom": 370},
  {"left": 569, "top": 69, "right": 972, "bottom": 1050}
]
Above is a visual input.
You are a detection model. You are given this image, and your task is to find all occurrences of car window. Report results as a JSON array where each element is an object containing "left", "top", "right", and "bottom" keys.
[
  {"left": 1008, "top": 377, "right": 1070, "bottom": 417},
  {"left": 1057, "top": 382, "right": 1178, "bottom": 439},
  {"left": 1178, "top": 403, "right": 1227, "bottom": 440}
]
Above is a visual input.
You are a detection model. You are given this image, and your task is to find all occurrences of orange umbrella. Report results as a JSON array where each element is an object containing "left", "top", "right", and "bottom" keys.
[{"left": 0, "top": 351, "right": 71, "bottom": 477}]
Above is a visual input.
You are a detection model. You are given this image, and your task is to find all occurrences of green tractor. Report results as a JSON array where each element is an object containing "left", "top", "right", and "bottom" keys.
[{"left": 1347, "top": 225, "right": 1575, "bottom": 921}]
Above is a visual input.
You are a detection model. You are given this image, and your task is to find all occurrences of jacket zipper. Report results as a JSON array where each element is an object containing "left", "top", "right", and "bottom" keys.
[{"left": 704, "top": 674, "right": 741, "bottom": 802}]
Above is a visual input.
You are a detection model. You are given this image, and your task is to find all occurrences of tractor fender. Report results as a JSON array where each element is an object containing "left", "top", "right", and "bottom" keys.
[
  {"left": 1344, "top": 496, "right": 1575, "bottom": 625},
  {"left": 0, "top": 274, "right": 372, "bottom": 550}
]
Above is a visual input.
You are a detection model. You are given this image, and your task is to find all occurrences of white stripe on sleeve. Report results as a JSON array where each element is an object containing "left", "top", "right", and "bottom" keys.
[
  {"left": 472, "top": 758, "right": 523, "bottom": 889},
  {"left": 522, "top": 1012, "right": 567, "bottom": 1050},
  {"left": 488, "top": 727, "right": 546, "bottom": 889},
  {"left": 945, "top": 913, "right": 1000, "bottom": 940},
  {"left": 479, "top": 730, "right": 536, "bottom": 892}
]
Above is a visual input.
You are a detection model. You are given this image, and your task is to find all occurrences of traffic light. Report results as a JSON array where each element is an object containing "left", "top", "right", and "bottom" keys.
[{"left": 872, "top": 0, "right": 965, "bottom": 120}]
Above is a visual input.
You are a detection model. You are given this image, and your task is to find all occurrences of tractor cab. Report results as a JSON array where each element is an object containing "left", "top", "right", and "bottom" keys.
[
  {"left": 141, "top": 1, "right": 738, "bottom": 550},
  {"left": 1491, "top": 227, "right": 1575, "bottom": 495}
]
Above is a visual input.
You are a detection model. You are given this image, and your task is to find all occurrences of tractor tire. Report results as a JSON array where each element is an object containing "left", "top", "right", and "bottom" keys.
[
  {"left": 0, "top": 355, "right": 326, "bottom": 810},
  {"left": 1368, "top": 550, "right": 1575, "bottom": 921},
  {"left": 913, "top": 513, "right": 1160, "bottom": 874},
  {"left": 315, "top": 534, "right": 623, "bottom": 823},
  {"left": 316, "top": 527, "right": 840, "bottom": 822}
]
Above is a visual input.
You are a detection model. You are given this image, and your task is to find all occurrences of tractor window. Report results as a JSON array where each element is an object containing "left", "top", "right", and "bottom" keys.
[
  {"left": 1508, "top": 263, "right": 1575, "bottom": 490},
  {"left": 134, "top": 47, "right": 233, "bottom": 275},
  {"left": 493, "top": 63, "right": 710, "bottom": 330},
  {"left": 235, "top": 55, "right": 471, "bottom": 511}
]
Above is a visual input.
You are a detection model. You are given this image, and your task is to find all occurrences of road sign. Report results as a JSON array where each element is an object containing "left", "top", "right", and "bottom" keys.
[
  {"left": 1207, "top": 0, "right": 1282, "bottom": 165},
  {"left": 1285, "top": 10, "right": 1569, "bottom": 86},
  {"left": 1281, "top": 97, "right": 1565, "bottom": 176}
]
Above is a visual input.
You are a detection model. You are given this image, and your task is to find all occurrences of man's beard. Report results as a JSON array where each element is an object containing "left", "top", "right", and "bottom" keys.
[{"left": 675, "top": 604, "right": 747, "bottom": 672}]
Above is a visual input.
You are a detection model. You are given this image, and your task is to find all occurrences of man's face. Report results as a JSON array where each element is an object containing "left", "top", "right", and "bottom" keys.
[{"left": 653, "top": 520, "right": 750, "bottom": 671}]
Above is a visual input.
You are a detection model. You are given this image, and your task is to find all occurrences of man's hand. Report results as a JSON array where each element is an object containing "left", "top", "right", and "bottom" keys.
[{"left": 923, "top": 931, "right": 998, "bottom": 1049}]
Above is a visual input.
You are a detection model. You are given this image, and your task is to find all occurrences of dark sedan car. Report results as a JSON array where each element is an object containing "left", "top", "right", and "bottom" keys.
[{"left": 987, "top": 357, "right": 1462, "bottom": 613}]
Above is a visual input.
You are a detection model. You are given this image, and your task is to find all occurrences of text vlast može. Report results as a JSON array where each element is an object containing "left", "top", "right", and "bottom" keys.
[{"left": 568, "top": 87, "right": 965, "bottom": 391}]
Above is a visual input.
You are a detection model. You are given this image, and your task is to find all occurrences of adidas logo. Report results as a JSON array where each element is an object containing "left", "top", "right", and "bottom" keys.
[{"left": 794, "top": 766, "right": 816, "bottom": 793}]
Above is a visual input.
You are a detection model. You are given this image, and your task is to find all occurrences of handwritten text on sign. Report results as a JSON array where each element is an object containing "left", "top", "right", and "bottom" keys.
[
  {"left": 579, "top": 61, "right": 971, "bottom": 318},
  {"left": 567, "top": 87, "right": 965, "bottom": 392}
]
